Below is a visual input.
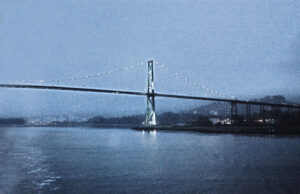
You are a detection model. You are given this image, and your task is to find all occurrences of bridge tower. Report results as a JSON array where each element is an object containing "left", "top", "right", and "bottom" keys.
[{"left": 145, "top": 60, "right": 157, "bottom": 125}]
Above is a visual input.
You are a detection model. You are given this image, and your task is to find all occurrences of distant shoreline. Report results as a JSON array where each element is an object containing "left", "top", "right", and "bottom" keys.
[
  {"left": 1, "top": 124, "right": 300, "bottom": 136},
  {"left": 133, "top": 125, "right": 300, "bottom": 135}
]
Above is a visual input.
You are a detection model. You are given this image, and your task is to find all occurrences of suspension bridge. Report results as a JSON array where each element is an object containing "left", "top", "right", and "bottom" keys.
[{"left": 0, "top": 60, "right": 299, "bottom": 126}]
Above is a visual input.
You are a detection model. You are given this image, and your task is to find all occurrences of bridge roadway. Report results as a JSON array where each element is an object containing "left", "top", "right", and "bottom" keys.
[{"left": 0, "top": 84, "right": 300, "bottom": 109}]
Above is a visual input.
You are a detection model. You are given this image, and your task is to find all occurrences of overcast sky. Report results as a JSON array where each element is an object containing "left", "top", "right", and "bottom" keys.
[{"left": 0, "top": 0, "right": 299, "bottom": 117}]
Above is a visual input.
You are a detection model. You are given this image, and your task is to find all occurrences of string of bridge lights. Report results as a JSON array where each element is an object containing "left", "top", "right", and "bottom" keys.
[
  {"left": 12, "top": 62, "right": 145, "bottom": 85},
  {"left": 154, "top": 62, "right": 235, "bottom": 100},
  {"left": 10, "top": 60, "right": 235, "bottom": 100}
]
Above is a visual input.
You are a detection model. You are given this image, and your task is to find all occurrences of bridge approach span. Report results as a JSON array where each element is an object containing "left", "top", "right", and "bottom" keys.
[{"left": 0, "top": 84, "right": 299, "bottom": 109}]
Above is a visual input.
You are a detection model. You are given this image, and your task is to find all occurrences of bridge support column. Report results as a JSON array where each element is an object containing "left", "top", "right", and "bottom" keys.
[
  {"left": 246, "top": 104, "right": 251, "bottom": 122},
  {"left": 271, "top": 105, "right": 281, "bottom": 113},
  {"left": 259, "top": 105, "right": 265, "bottom": 123},
  {"left": 260, "top": 105, "right": 264, "bottom": 115},
  {"left": 145, "top": 60, "right": 157, "bottom": 125},
  {"left": 230, "top": 102, "right": 238, "bottom": 124},
  {"left": 288, "top": 107, "right": 292, "bottom": 115},
  {"left": 272, "top": 105, "right": 281, "bottom": 121}
]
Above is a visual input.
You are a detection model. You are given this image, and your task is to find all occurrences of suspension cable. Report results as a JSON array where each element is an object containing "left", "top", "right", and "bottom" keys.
[
  {"left": 155, "top": 61, "right": 235, "bottom": 99},
  {"left": 12, "top": 62, "right": 145, "bottom": 85}
]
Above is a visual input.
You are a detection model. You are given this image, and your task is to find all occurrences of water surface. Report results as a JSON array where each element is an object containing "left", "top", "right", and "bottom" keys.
[{"left": 1, "top": 127, "right": 300, "bottom": 193}]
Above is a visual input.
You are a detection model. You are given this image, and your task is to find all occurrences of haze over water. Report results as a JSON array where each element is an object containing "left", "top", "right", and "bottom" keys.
[{"left": 1, "top": 127, "right": 300, "bottom": 193}]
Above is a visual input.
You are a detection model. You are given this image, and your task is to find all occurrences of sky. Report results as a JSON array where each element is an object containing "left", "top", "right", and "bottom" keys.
[{"left": 0, "top": 0, "right": 299, "bottom": 117}]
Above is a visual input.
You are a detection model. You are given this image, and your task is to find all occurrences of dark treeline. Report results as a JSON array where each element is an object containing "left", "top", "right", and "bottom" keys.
[
  {"left": 157, "top": 112, "right": 212, "bottom": 126},
  {"left": 1, "top": 95, "right": 299, "bottom": 128},
  {"left": 87, "top": 115, "right": 145, "bottom": 125},
  {"left": 0, "top": 118, "right": 26, "bottom": 125},
  {"left": 231, "top": 110, "right": 300, "bottom": 127},
  {"left": 87, "top": 110, "right": 300, "bottom": 127},
  {"left": 277, "top": 111, "right": 300, "bottom": 127},
  {"left": 87, "top": 112, "right": 212, "bottom": 126}
]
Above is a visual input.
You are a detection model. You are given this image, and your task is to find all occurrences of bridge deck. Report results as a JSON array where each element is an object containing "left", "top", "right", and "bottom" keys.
[{"left": 0, "top": 84, "right": 299, "bottom": 109}]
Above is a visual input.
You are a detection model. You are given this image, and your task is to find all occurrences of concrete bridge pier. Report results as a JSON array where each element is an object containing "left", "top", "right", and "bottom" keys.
[
  {"left": 230, "top": 102, "right": 238, "bottom": 124},
  {"left": 259, "top": 105, "right": 265, "bottom": 123},
  {"left": 245, "top": 104, "right": 251, "bottom": 122}
]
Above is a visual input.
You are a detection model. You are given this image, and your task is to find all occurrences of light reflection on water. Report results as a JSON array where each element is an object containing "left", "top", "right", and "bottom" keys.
[
  {"left": 1, "top": 127, "right": 300, "bottom": 193},
  {"left": 0, "top": 127, "right": 61, "bottom": 193}
]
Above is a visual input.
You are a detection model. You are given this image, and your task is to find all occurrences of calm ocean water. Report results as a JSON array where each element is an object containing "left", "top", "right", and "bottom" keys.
[{"left": 1, "top": 127, "right": 300, "bottom": 193}]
